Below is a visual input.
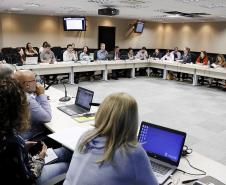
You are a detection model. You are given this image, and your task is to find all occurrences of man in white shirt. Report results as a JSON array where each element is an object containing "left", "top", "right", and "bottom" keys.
[
  {"left": 171, "top": 47, "right": 181, "bottom": 61},
  {"left": 136, "top": 47, "right": 148, "bottom": 60},
  {"left": 63, "top": 44, "right": 77, "bottom": 62},
  {"left": 161, "top": 50, "right": 174, "bottom": 61}
]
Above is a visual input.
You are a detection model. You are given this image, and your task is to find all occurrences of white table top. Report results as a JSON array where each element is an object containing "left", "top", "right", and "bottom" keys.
[{"left": 45, "top": 87, "right": 226, "bottom": 184}]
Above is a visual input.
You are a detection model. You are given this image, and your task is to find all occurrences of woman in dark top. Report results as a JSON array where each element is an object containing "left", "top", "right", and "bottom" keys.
[
  {"left": 0, "top": 78, "right": 40, "bottom": 184},
  {"left": 13, "top": 47, "right": 26, "bottom": 65},
  {"left": 0, "top": 79, "right": 71, "bottom": 185},
  {"left": 25, "top": 42, "right": 38, "bottom": 57}
]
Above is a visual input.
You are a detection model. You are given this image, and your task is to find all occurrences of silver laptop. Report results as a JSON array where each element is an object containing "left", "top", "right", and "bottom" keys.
[
  {"left": 89, "top": 53, "right": 94, "bottom": 61},
  {"left": 24, "top": 57, "right": 38, "bottom": 65},
  {"left": 138, "top": 121, "right": 186, "bottom": 184},
  {"left": 57, "top": 87, "right": 94, "bottom": 116}
]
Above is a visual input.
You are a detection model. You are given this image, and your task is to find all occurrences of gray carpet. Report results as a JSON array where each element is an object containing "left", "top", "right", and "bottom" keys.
[{"left": 53, "top": 77, "right": 226, "bottom": 165}]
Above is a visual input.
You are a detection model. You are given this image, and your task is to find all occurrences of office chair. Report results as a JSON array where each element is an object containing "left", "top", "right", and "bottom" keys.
[
  {"left": 51, "top": 47, "right": 63, "bottom": 61},
  {"left": 94, "top": 50, "right": 98, "bottom": 60},
  {"left": 77, "top": 50, "right": 82, "bottom": 61}
]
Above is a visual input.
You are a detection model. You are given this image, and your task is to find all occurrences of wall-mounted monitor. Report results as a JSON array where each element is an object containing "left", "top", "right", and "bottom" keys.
[
  {"left": 134, "top": 21, "right": 144, "bottom": 33},
  {"left": 63, "top": 17, "right": 86, "bottom": 31}
]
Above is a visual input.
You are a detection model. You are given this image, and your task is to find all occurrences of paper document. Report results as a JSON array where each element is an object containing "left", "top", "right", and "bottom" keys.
[{"left": 45, "top": 148, "right": 58, "bottom": 164}]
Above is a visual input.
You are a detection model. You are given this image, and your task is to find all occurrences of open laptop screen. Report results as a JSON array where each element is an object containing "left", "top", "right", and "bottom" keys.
[
  {"left": 138, "top": 121, "right": 186, "bottom": 166},
  {"left": 75, "top": 87, "right": 94, "bottom": 110}
]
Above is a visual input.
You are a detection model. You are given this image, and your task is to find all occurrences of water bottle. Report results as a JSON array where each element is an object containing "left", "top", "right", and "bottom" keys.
[{"left": 208, "top": 60, "right": 211, "bottom": 68}]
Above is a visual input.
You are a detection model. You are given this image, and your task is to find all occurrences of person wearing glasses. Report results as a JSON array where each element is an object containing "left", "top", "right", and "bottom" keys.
[{"left": 14, "top": 70, "right": 52, "bottom": 140}]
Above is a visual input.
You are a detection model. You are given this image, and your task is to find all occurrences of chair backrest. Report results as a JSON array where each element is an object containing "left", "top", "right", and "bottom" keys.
[
  {"left": 94, "top": 50, "right": 98, "bottom": 60},
  {"left": 77, "top": 50, "right": 82, "bottom": 61},
  {"left": 51, "top": 47, "right": 62, "bottom": 61}
]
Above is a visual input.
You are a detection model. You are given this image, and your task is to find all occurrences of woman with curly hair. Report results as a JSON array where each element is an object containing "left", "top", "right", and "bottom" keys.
[{"left": 0, "top": 78, "right": 71, "bottom": 185}]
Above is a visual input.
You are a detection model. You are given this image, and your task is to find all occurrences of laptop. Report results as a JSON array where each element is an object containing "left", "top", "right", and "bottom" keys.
[
  {"left": 89, "top": 53, "right": 94, "bottom": 61},
  {"left": 24, "top": 57, "right": 38, "bottom": 65},
  {"left": 138, "top": 121, "right": 186, "bottom": 184},
  {"left": 57, "top": 87, "right": 94, "bottom": 116}
]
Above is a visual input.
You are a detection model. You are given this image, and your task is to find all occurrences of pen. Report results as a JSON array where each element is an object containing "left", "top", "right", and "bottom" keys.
[{"left": 182, "top": 179, "right": 199, "bottom": 184}]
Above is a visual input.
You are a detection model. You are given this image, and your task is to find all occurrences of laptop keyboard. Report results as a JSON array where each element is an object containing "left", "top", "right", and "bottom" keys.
[
  {"left": 150, "top": 161, "right": 171, "bottom": 175},
  {"left": 73, "top": 106, "right": 87, "bottom": 114}
]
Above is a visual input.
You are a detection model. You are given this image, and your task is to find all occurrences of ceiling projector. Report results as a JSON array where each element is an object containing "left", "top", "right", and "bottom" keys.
[{"left": 98, "top": 7, "right": 119, "bottom": 16}]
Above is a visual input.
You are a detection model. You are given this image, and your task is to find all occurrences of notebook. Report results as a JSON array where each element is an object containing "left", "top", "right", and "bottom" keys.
[
  {"left": 45, "top": 148, "right": 58, "bottom": 164},
  {"left": 138, "top": 121, "right": 186, "bottom": 184},
  {"left": 72, "top": 115, "right": 95, "bottom": 123}
]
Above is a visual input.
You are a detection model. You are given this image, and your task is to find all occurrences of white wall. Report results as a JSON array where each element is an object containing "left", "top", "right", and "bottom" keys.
[{"left": 1, "top": 13, "right": 226, "bottom": 53}]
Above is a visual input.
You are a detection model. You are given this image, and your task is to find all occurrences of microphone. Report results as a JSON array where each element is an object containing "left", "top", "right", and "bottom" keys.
[
  {"left": 59, "top": 80, "right": 71, "bottom": 102},
  {"left": 89, "top": 102, "right": 100, "bottom": 106}
]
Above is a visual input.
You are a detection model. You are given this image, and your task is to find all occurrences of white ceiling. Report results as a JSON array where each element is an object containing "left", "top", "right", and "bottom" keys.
[{"left": 1, "top": 0, "right": 226, "bottom": 22}]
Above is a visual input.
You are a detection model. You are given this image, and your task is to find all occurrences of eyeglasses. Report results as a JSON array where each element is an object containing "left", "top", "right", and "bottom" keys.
[{"left": 23, "top": 79, "right": 36, "bottom": 84}]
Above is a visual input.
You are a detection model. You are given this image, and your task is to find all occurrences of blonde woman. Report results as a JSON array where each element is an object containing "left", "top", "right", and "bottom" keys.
[{"left": 64, "top": 93, "right": 158, "bottom": 185}]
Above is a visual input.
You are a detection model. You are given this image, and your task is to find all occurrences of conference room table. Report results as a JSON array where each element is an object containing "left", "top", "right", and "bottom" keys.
[
  {"left": 45, "top": 87, "right": 226, "bottom": 185},
  {"left": 16, "top": 59, "right": 226, "bottom": 86}
]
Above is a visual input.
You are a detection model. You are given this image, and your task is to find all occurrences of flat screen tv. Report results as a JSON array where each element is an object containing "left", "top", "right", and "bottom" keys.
[
  {"left": 63, "top": 17, "right": 86, "bottom": 31},
  {"left": 134, "top": 21, "right": 144, "bottom": 33}
]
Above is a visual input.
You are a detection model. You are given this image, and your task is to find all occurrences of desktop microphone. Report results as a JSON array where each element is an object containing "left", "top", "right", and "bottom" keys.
[
  {"left": 89, "top": 102, "right": 100, "bottom": 106},
  {"left": 59, "top": 81, "right": 71, "bottom": 102}
]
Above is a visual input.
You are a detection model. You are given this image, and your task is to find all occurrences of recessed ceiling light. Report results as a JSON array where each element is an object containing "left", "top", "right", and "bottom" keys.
[
  {"left": 167, "top": 14, "right": 181, "bottom": 18},
  {"left": 25, "top": 3, "right": 40, "bottom": 8},
  {"left": 181, "top": 0, "right": 199, "bottom": 3},
  {"left": 10, "top": 7, "right": 24, "bottom": 11}
]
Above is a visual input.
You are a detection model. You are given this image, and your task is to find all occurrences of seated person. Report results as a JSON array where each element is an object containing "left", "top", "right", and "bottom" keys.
[
  {"left": 127, "top": 47, "right": 134, "bottom": 60},
  {"left": 182, "top": 47, "right": 192, "bottom": 63},
  {"left": 97, "top": 43, "right": 108, "bottom": 60},
  {"left": 40, "top": 43, "right": 56, "bottom": 64},
  {"left": 136, "top": 47, "right": 148, "bottom": 60},
  {"left": 79, "top": 46, "right": 90, "bottom": 61},
  {"left": 171, "top": 47, "right": 181, "bottom": 60},
  {"left": 14, "top": 70, "right": 52, "bottom": 140},
  {"left": 210, "top": 54, "right": 226, "bottom": 88},
  {"left": 161, "top": 50, "right": 174, "bottom": 61},
  {"left": 63, "top": 44, "right": 77, "bottom": 62},
  {"left": 151, "top": 49, "right": 163, "bottom": 76},
  {"left": 39, "top": 41, "right": 48, "bottom": 54},
  {"left": 25, "top": 42, "right": 38, "bottom": 57},
  {"left": 78, "top": 46, "right": 95, "bottom": 82},
  {"left": 135, "top": 47, "right": 148, "bottom": 76},
  {"left": 196, "top": 51, "right": 208, "bottom": 65},
  {"left": 13, "top": 47, "right": 26, "bottom": 65},
  {"left": 0, "top": 63, "right": 15, "bottom": 78},
  {"left": 108, "top": 46, "right": 120, "bottom": 60},
  {"left": 64, "top": 92, "right": 158, "bottom": 185},
  {"left": 196, "top": 51, "right": 208, "bottom": 85},
  {"left": 152, "top": 49, "right": 162, "bottom": 59},
  {"left": 0, "top": 52, "right": 6, "bottom": 64},
  {"left": 108, "top": 46, "right": 121, "bottom": 80},
  {"left": 0, "top": 78, "right": 71, "bottom": 185},
  {"left": 177, "top": 47, "right": 192, "bottom": 80},
  {"left": 213, "top": 54, "right": 226, "bottom": 68}
]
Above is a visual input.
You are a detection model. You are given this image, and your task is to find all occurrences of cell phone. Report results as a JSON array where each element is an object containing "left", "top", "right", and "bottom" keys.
[{"left": 29, "top": 141, "right": 43, "bottom": 156}]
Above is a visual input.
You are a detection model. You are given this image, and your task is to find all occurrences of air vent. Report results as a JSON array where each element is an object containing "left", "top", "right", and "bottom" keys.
[{"left": 164, "top": 11, "right": 210, "bottom": 18}]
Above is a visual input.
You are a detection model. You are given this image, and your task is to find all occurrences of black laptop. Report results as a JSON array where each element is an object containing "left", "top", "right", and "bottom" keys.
[{"left": 57, "top": 87, "right": 94, "bottom": 116}]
